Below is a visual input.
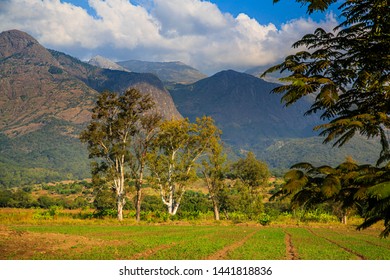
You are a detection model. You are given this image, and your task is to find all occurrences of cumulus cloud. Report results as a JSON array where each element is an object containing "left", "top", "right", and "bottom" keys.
[{"left": 0, "top": 0, "right": 338, "bottom": 74}]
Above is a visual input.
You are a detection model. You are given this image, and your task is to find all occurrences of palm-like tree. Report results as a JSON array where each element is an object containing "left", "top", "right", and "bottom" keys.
[{"left": 272, "top": 158, "right": 390, "bottom": 237}]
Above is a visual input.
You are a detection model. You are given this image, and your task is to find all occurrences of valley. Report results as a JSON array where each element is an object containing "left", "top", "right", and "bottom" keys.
[{"left": 0, "top": 29, "right": 381, "bottom": 187}]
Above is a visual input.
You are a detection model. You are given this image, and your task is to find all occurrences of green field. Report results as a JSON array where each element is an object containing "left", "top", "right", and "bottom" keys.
[{"left": 1, "top": 210, "right": 390, "bottom": 260}]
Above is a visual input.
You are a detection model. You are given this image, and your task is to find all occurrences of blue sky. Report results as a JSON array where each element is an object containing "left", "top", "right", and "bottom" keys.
[{"left": 0, "top": 0, "right": 340, "bottom": 74}]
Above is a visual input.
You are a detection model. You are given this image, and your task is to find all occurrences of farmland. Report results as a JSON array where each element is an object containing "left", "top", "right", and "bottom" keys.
[{"left": 1, "top": 209, "right": 390, "bottom": 260}]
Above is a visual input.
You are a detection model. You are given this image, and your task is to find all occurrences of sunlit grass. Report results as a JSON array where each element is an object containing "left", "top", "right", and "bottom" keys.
[
  {"left": 284, "top": 227, "right": 360, "bottom": 260},
  {"left": 1, "top": 208, "right": 389, "bottom": 260}
]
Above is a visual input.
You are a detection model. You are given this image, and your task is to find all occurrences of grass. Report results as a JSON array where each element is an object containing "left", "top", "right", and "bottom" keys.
[
  {"left": 226, "top": 227, "right": 286, "bottom": 259},
  {"left": 1, "top": 208, "right": 389, "bottom": 260}
]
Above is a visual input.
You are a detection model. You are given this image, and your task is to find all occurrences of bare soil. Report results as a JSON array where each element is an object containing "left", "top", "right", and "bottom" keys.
[
  {"left": 0, "top": 225, "right": 105, "bottom": 259},
  {"left": 284, "top": 230, "right": 299, "bottom": 260}
]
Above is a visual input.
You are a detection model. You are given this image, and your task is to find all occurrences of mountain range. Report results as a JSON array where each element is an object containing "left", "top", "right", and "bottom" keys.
[
  {"left": 0, "top": 29, "right": 180, "bottom": 187},
  {"left": 0, "top": 29, "right": 381, "bottom": 187}
]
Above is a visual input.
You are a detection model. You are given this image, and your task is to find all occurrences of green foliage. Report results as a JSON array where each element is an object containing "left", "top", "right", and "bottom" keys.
[
  {"left": 273, "top": 0, "right": 337, "bottom": 14},
  {"left": 264, "top": 0, "right": 390, "bottom": 165},
  {"left": 140, "top": 195, "right": 165, "bottom": 212},
  {"left": 80, "top": 88, "right": 156, "bottom": 221},
  {"left": 33, "top": 206, "right": 63, "bottom": 220},
  {"left": 148, "top": 116, "right": 221, "bottom": 215},
  {"left": 48, "top": 65, "right": 63, "bottom": 74},
  {"left": 93, "top": 187, "right": 116, "bottom": 211},
  {"left": 219, "top": 180, "right": 264, "bottom": 220},
  {"left": 231, "top": 152, "right": 270, "bottom": 189},
  {"left": 179, "top": 190, "right": 212, "bottom": 213},
  {"left": 258, "top": 213, "right": 271, "bottom": 226}
]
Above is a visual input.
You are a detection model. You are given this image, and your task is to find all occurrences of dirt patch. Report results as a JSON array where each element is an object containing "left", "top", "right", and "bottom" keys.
[
  {"left": 284, "top": 231, "right": 299, "bottom": 260},
  {"left": 0, "top": 225, "right": 107, "bottom": 259},
  {"left": 206, "top": 229, "right": 260, "bottom": 260}
]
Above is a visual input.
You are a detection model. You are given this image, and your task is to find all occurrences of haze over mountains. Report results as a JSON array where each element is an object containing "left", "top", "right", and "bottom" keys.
[
  {"left": 89, "top": 56, "right": 207, "bottom": 85},
  {"left": 0, "top": 29, "right": 380, "bottom": 186}
]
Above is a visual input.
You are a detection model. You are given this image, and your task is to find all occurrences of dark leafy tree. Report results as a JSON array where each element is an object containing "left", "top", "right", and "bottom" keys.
[
  {"left": 231, "top": 152, "right": 270, "bottom": 191},
  {"left": 264, "top": 0, "right": 390, "bottom": 165},
  {"left": 272, "top": 0, "right": 337, "bottom": 14},
  {"left": 80, "top": 88, "right": 155, "bottom": 221},
  {"left": 272, "top": 158, "right": 390, "bottom": 237},
  {"left": 265, "top": 0, "right": 390, "bottom": 235}
]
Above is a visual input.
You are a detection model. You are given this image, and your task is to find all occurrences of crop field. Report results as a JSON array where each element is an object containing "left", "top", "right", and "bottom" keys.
[{"left": 1, "top": 210, "right": 390, "bottom": 260}]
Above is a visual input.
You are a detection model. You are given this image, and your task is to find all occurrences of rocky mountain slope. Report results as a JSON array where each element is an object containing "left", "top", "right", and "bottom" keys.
[
  {"left": 0, "top": 30, "right": 380, "bottom": 186},
  {"left": 0, "top": 30, "right": 181, "bottom": 186}
]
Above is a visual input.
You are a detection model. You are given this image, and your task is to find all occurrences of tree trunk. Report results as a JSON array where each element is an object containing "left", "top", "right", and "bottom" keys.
[
  {"left": 117, "top": 195, "right": 125, "bottom": 221},
  {"left": 136, "top": 188, "right": 142, "bottom": 222},
  {"left": 212, "top": 200, "right": 220, "bottom": 221},
  {"left": 342, "top": 212, "right": 348, "bottom": 225}
]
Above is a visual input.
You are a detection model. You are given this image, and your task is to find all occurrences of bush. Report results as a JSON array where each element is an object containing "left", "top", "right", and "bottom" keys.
[{"left": 258, "top": 213, "right": 271, "bottom": 226}]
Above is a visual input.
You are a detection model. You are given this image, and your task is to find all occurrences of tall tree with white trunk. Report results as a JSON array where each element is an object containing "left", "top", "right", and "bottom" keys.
[
  {"left": 148, "top": 116, "right": 221, "bottom": 215},
  {"left": 80, "top": 88, "right": 155, "bottom": 221}
]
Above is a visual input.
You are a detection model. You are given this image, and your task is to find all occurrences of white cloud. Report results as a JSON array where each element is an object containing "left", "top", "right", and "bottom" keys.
[{"left": 0, "top": 0, "right": 338, "bottom": 74}]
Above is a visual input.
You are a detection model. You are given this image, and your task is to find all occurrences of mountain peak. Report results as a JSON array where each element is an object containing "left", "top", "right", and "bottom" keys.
[
  {"left": 88, "top": 55, "right": 128, "bottom": 72},
  {"left": 0, "top": 29, "right": 41, "bottom": 58}
]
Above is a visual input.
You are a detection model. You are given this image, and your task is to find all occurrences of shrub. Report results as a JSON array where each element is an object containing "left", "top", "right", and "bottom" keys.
[{"left": 258, "top": 213, "right": 271, "bottom": 226}]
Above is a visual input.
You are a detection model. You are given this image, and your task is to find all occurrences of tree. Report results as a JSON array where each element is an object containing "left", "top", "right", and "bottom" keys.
[
  {"left": 264, "top": 0, "right": 390, "bottom": 164},
  {"left": 229, "top": 152, "right": 270, "bottom": 219},
  {"left": 272, "top": 158, "right": 390, "bottom": 236},
  {"left": 272, "top": 0, "right": 337, "bottom": 14},
  {"left": 271, "top": 158, "right": 359, "bottom": 224},
  {"left": 200, "top": 124, "right": 226, "bottom": 220},
  {"left": 148, "top": 116, "right": 221, "bottom": 215},
  {"left": 264, "top": 0, "right": 390, "bottom": 235},
  {"left": 129, "top": 112, "right": 161, "bottom": 222},
  {"left": 231, "top": 152, "right": 270, "bottom": 191},
  {"left": 80, "top": 89, "right": 155, "bottom": 221}
]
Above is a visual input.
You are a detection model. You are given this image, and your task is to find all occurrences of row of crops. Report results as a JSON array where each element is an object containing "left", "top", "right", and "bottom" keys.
[{"left": 4, "top": 225, "right": 390, "bottom": 260}]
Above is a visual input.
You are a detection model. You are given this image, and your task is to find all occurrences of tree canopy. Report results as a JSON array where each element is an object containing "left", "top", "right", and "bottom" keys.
[
  {"left": 265, "top": 0, "right": 390, "bottom": 236},
  {"left": 80, "top": 88, "right": 156, "bottom": 221},
  {"left": 272, "top": 0, "right": 337, "bottom": 14},
  {"left": 264, "top": 0, "right": 390, "bottom": 165}
]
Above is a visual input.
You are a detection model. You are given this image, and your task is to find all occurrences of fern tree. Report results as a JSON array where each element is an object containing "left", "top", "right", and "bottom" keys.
[
  {"left": 273, "top": 159, "right": 390, "bottom": 237},
  {"left": 271, "top": 159, "right": 361, "bottom": 224},
  {"left": 265, "top": 0, "right": 390, "bottom": 235},
  {"left": 264, "top": 0, "right": 390, "bottom": 164}
]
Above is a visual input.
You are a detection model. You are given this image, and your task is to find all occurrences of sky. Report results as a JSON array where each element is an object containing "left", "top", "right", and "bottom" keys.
[{"left": 0, "top": 0, "right": 341, "bottom": 74}]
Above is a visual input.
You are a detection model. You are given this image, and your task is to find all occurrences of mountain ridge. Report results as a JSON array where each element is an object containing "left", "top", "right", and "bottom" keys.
[
  {"left": 117, "top": 59, "right": 207, "bottom": 84},
  {"left": 169, "top": 70, "right": 380, "bottom": 169},
  {"left": 0, "top": 29, "right": 181, "bottom": 186},
  {"left": 169, "top": 69, "right": 320, "bottom": 145},
  {"left": 0, "top": 29, "right": 381, "bottom": 186}
]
